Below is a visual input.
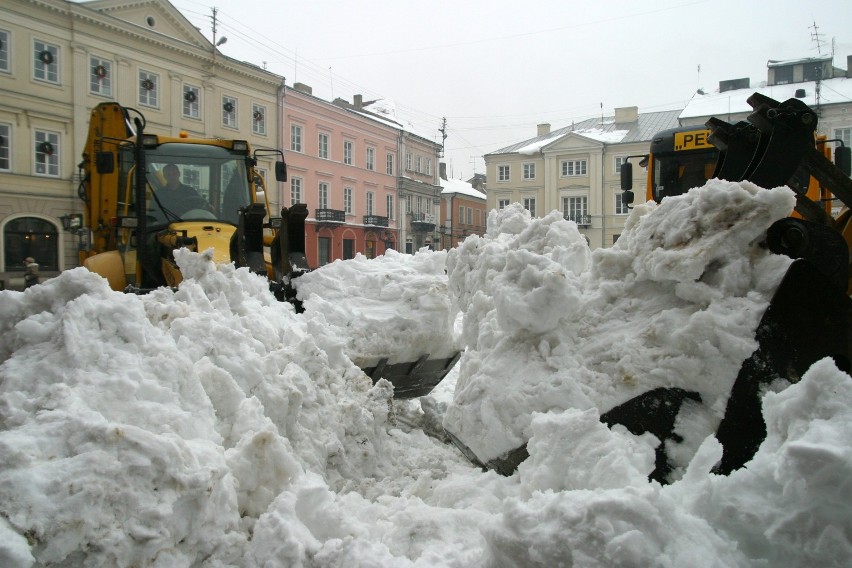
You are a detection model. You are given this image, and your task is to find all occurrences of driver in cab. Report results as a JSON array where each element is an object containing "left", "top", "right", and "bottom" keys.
[{"left": 154, "top": 164, "right": 211, "bottom": 217}]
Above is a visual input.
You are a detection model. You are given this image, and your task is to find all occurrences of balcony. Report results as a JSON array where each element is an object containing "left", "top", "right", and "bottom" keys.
[
  {"left": 410, "top": 211, "right": 436, "bottom": 232},
  {"left": 363, "top": 215, "right": 389, "bottom": 227},
  {"left": 315, "top": 208, "right": 345, "bottom": 223},
  {"left": 565, "top": 214, "right": 592, "bottom": 227}
]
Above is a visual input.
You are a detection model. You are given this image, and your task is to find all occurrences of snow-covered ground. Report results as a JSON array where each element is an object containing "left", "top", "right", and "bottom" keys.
[{"left": 1, "top": 180, "right": 850, "bottom": 567}]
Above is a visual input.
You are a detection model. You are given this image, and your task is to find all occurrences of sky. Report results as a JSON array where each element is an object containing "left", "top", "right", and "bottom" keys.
[
  {"left": 2, "top": 178, "right": 851, "bottom": 566},
  {"left": 167, "top": 0, "right": 852, "bottom": 180}
]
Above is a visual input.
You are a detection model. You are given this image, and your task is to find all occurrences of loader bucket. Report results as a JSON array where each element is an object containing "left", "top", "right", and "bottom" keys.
[
  {"left": 362, "top": 352, "right": 461, "bottom": 399},
  {"left": 447, "top": 257, "right": 851, "bottom": 482},
  {"left": 714, "top": 258, "right": 852, "bottom": 474}
]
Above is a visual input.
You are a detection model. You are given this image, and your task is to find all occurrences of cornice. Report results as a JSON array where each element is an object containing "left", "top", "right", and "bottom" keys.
[{"left": 9, "top": 0, "right": 283, "bottom": 88}]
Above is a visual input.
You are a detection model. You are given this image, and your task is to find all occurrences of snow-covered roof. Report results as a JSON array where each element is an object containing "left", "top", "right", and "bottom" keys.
[
  {"left": 766, "top": 55, "right": 833, "bottom": 67},
  {"left": 440, "top": 177, "right": 486, "bottom": 200},
  {"left": 487, "top": 109, "right": 682, "bottom": 157},
  {"left": 679, "top": 76, "right": 852, "bottom": 120},
  {"left": 348, "top": 99, "right": 436, "bottom": 141}
]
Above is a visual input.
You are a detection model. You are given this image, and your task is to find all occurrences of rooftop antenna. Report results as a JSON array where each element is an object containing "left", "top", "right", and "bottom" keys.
[
  {"left": 809, "top": 21, "right": 825, "bottom": 54},
  {"left": 439, "top": 117, "right": 447, "bottom": 158}
]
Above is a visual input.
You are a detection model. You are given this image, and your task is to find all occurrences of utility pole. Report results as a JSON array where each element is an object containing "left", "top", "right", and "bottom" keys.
[{"left": 210, "top": 7, "right": 227, "bottom": 63}]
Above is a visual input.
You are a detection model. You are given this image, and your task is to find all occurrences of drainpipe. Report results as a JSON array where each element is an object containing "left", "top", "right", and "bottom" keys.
[{"left": 277, "top": 79, "right": 286, "bottom": 211}]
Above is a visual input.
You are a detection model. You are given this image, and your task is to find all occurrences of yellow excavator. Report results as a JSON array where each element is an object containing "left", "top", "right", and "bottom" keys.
[{"left": 77, "top": 102, "right": 458, "bottom": 398}]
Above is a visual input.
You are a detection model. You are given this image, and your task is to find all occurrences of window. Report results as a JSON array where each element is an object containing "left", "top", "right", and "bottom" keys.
[
  {"left": 318, "top": 133, "right": 329, "bottom": 159},
  {"left": 0, "top": 29, "right": 9, "bottom": 73},
  {"left": 614, "top": 156, "right": 627, "bottom": 174},
  {"left": 459, "top": 205, "right": 464, "bottom": 224},
  {"left": 291, "top": 124, "right": 303, "bottom": 152},
  {"left": 498, "top": 165, "right": 510, "bottom": 182},
  {"left": 0, "top": 123, "right": 10, "bottom": 171},
  {"left": 4, "top": 217, "right": 59, "bottom": 272},
  {"left": 138, "top": 70, "right": 159, "bottom": 107},
  {"left": 318, "top": 182, "right": 329, "bottom": 209},
  {"left": 386, "top": 195, "right": 393, "bottom": 220},
  {"left": 416, "top": 156, "right": 422, "bottom": 173},
  {"left": 498, "top": 199, "right": 510, "bottom": 209},
  {"left": 183, "top": 85, "right": 200, "bottom": 118},
  {"left": 615, "top": 192, "right": 629, "bottom": 215},
  {"left": 475, "top": 209, "right": 480, "bottom": 227},
  {"left": 33, "top": 40, "right": 59, "bottom": 84},
  {"left": 426, "top": 158, "right": 432, "bottom": 176},
  {"left": 406, "top": 194, "right": 412, "bottom": 213},
  {"left": 406, "top": 153, "right": 412, "bottom": 171},
  {"left": 366, "top": 240, "right": 375, "bottom": 259},
  {"left": 561, "top": 159, "right": 587, "bottom": 176},
  {"left": 343, "top": 239, "right": 355, "bottom": 260},
  {"left": 523, "top": 163, "right": 536, "bottom": 180},
  {"left": 344, "top": 187, "right": 353, "bottom": 214},
  {"left": 89, "top": 57, "right": 111, "bottom": 97},
  {"left": 344, "top": 141, "right": 353, "bottom": 165},
  {"left": 523, "top": 197, "right": 536, "bottom": 217},
  {"left": 563, "top": 196, "right": 589, "bottom": 223},
  {"left": 252, "top": 104, "right": 266, "bottom": 135},
  {"left": 34, "top": 130, "right": 59, "bottom": 177},
  {"left": 773, "top": 66, "right": 793, "bottom": 85},
  {"left": 387, "top": 152, "right": 394, "bottom": 175},
  {"left": 366, "top": 191, "right": 374, "bottom": 215},
  {"left": 467, "top": 207, "right": 473, "bottom": 225},
  {"left": 290, "top": 177, "right": 302, "bottom": 204},
  {"left": 836, "top": 128, "right": 852, "bottom": 148},
  {"left": 222, "top": 96, "right": 237, "bottom": 128},
  {"left": 366, "top": 147, "right": 375, "bottom": 171},
  {"left": 416, "top": 196, "right": 423, "bottom": 214}
]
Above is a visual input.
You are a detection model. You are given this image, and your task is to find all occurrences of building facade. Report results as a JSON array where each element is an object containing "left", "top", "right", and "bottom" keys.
[
  {"left": 485, "top": 108, "right": 681, "bottom": 249},
  {"left": 0, "top": 0, "right": 285, "bottom": 289},
  {"left": 439, "top": 172, "right": 487, "bottom": 250},
  {"left": 284, "top": 85, "right": 400, "bottom": 266}
]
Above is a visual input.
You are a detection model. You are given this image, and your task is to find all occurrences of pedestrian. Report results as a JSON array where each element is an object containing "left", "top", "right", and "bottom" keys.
[{"left": 23, "top": 257, "right": 39, "bottom": 288}]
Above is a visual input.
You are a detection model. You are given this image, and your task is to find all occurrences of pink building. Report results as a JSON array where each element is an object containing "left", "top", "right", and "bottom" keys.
[{"left": 283, "top": 84, "right": 399, "bottom": 266}]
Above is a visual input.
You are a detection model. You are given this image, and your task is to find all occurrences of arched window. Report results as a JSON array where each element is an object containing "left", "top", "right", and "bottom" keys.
[{"left": 4, "top": 217, "right": 59, "bottom": 271}]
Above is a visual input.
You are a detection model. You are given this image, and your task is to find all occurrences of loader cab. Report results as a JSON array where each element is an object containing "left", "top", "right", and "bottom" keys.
[
  {"left": 647, "top": 126, "right": 719, "bottom": 203},
  {"left": 120, "top": 141, "right": 254, "bottom": 227}
]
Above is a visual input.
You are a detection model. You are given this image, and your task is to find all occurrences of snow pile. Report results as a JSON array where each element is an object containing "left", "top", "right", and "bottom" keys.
[
  {"left": 294, "top": 249, "right": 460, "bottom": 367},
  {"left": 0, "top": 180, "right": 850, "bottom": 567},
  {"left": 444, "top": 179, "right": 796, "bottom": 473}
]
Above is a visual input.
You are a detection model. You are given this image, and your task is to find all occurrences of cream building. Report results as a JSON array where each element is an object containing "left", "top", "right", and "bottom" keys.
[
  {"left": 485, "top": 108, "right": 681, "bottom": 249},
  {"left": 0, "top": 0, "right": 285, "bottom": 288}
]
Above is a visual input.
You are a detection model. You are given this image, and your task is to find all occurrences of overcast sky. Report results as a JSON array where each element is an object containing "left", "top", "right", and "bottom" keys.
[{"left": 169, "top": 0, "right": 852, "bottom": 180}]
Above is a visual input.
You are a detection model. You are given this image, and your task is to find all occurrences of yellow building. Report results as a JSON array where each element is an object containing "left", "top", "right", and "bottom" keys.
[{"left": 0, "top": 0, "right": 284, "bottom": 288}]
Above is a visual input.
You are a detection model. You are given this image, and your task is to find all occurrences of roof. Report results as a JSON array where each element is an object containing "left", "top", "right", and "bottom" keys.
[
  {"left": 767, "top": 55, "right": 833, "bottom": 67},
  {"left": 486, "top": 109, "right": 682, "bottom": 157},
  {"left": 679, "top": 76, "right": 852, "bottom": 120},
  {"left": 440, "top": 177, "right": 486, "bottom": 200}
]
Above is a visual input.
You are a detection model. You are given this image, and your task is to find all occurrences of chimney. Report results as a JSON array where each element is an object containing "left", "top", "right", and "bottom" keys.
[
  {"left": 537, "top": 123, "right": 551, "bottom": 136},
  {"left": 354, "top": 94, "right": 363, "bottom": 108},
  {"left": 614, "top": 106, "right": 638, "bottom": 124},
  {"left": 440, "top": 162, "right": 447, "bottom": 180},
  {"left": 293, "top": 82, "right": 312, "bottom": 95}
]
